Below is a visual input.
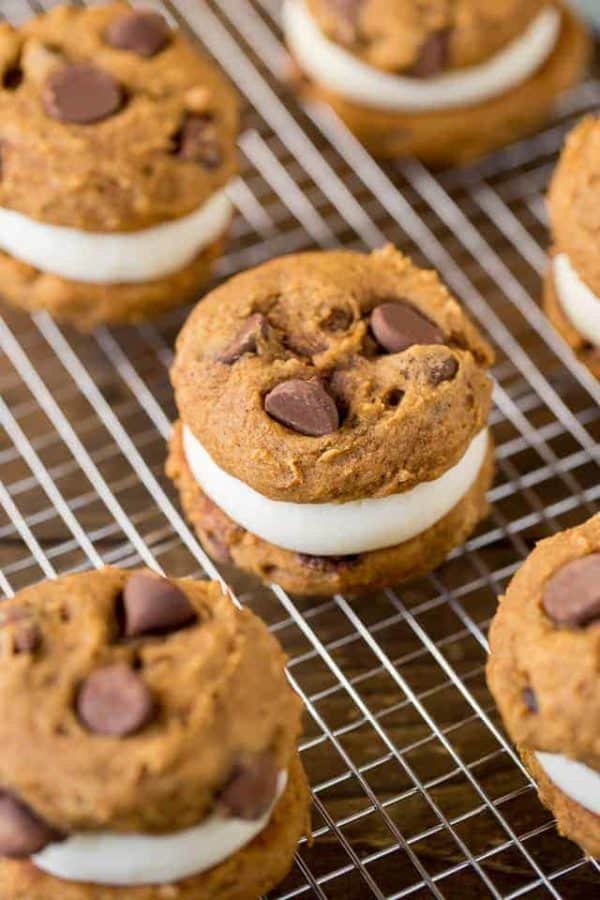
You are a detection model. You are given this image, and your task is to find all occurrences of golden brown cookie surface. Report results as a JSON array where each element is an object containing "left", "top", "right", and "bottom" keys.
[
  {"left": 172, "top": 247, "right": 494, "bottom": 504},
  {"left": 0, "top": 568, "right": 303, "bottom": 834},
  {"left": 0, "top": 3, "right": 237, "bottom": 232},
  {"left": 487, "top": 514, "right": 600, "bottom": 772}
]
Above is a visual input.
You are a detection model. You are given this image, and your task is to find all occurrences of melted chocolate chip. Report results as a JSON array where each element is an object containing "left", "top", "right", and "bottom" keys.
[
  {"left": 298, "top": 553, "right": 360, "bottom": 572},
  {"left": 43, "top": 63, "right": 123, "bottom": 125},
  {"left": 428, "top": 355, "right": 458, "bottom": 385},
  {"left": 77, "top": 663, "right": 154, "bottom": 737},
  {"left": 542, "top": 554, "right": 600, "bottom": 628},
  {"left": 412, "top": 29, "right": 451, "bottom": 78},
  {"left": 384, "top": 388, "right": 404, "bottom": 408},
  {"left": 175, "top": 115, "right": 222, "bottom": 168},
  {"left": 122, "top": 572, "right": 196, "bottom": 638},
  {"left": 370, "top": 301, "right": 444, "bottom": 354},
  {"left": 265, "top": 379, "right": 339, "bottom": 436},
  {"left": 13, "top": 620, "right": 41, "bottom": 654},
  {"left": 105, "top": 11, "right": 171, "bottom": 58},
  {"left": 218, "top": 752, "right": 279, "bottom": 820},
  {"left": 321, "top": 307, "right": 353, "bottom": 333},
  {"left": 326, "top": 0, "right": 364, "bottom": 42},
  {"left": 523, "top": 688, "right": 538, "bottom": 713},
  {"left": 218, "top": 314, "right": 268, "bottom": 365},
  {"left": 0, "top": 792, "right": 63, "bottom": 858},
  {"left": 2, "top": 67, "right": 23, "bottom": 90}
]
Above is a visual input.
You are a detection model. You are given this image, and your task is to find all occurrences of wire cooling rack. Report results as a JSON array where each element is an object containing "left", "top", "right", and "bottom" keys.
[{"left": 1, "top": 1, "right": 599, "bottom": 897}]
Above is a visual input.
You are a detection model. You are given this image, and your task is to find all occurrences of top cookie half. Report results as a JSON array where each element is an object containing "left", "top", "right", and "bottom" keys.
[
  {"left": 548, "top": 115, "right": 600, "bottom": 297},
  {"left": 487, "top": 513, "right": 600, "bottom": 770},
  {"left": 305, "top": 0, "right": 548, "bottom": 72},
  {"left": 0, "top": 568, "right": 303, "bottom": 835},
  {"left": 172, "top": 247, "right": 494, "bottom": 504},
  {"left": 0, "top": 3, "right": 237, "bottom": 232}
]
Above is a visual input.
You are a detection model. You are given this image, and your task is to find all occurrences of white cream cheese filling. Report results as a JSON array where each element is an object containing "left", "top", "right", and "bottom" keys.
[
  {"left": 536, "top": 752, "right": 600, "bottom": 817},
  {"left": 33, "top": 771, "right": 287, "bottom": 886},
  {"left": 0, "top": 187, "right": 233, "bottom": 285},
  {"left": 553, "top": 253, "right": 600, "bottom": 348},
  {"left": 182, "top": 426, "right": 490, "bottom": 557},
  {"left": 282, "top": 1, "right": 561, "bottom": 112}
]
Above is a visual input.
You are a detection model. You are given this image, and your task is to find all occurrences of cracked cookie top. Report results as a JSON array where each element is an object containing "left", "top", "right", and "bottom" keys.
[
  {"left": 0, "top": 3, "right": 237, "bottom": 231},
  {"left": 172, "top": 246, "right": 494, "bottom": 504},
  {"left": 487, "top": 513, "right": 600, "bottom": 771},
  {"left": 0, "top": 568, "right": 302, "bottom": 836},
  {"left": 304, "top": 0, "right": 548, "bottom": 74},
  {"left": 548, "top": 115, "right": 600, "bottom": 296}
]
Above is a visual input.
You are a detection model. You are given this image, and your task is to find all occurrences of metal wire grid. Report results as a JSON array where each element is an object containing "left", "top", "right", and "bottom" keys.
[{"left": 0, "top": 0, "right": 599, "bottom": 896}]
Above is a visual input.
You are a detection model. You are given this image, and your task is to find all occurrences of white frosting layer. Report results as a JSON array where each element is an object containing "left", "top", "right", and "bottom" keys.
[
  {"left": 0, "top": 188, "right": 233, "bottom": 285},
  {"left": 33, "top": 771, "right": 287, "bottom": 886},
  {"left": 282, "top": 1, "right": 561, "bottom": 112},
  {"left": 553, "top": 253, "right": 600, "bottom": 348},
  {"left": 183, "top": 426, "right": 490, "bottom": 557},
  {"left": 536, "top": 752, "right": 600, "bottom": 817}
]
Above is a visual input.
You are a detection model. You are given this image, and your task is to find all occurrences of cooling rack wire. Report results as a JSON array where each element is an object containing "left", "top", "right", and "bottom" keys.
[{"left": 0, "top": 0, "right": 599, "bottom": 896}]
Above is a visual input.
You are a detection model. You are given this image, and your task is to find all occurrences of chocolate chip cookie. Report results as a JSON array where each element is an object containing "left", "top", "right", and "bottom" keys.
[
  {"left": 0, "top": 568, "right": 310, "bottom": 898},
  {"left": 0, "top": 3, "right": 238, "bottom": 329},
  {"left": 168, "top": 246, "right": 495, "bottom": 595},
  {"left": 487, "top": 513, "right": 600, "bottom": 856},
  {"left": 544, "top": 115, "right": 600, "bottom": 378},
  {"left": 284, "top": 0, "right": 590, "bottom": 165}
]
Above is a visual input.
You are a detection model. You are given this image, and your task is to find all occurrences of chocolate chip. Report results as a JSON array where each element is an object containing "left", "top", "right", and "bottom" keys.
[
  {"left": 542, "top": 554, "right": 600, "bottom": 628},
  {"left": 265, "top": 379, "right": 339, "bottom": 436},
  {"left": 523, "top": 688, "right": 538, "bottom": 713},
  {"left": 77, "top": 663, "right": 154, "bottom": 736},
  {"left": 122, "top": 572, "right": 196, "bottom": 638},
  {"left": 321, "top": 308, "right": 353, "bottom": 332},
  {"left": 383, "top": 388, "right": 403, "bottom": 408},
  {"left": 283, "top": 332, "right": 327, "bottom": 359},
  {"left": 175, "top": 115, "right": 222, "bottom": 168},
  {"left": 206, "top": 533, "right": 233, "bottom": 565},
  {"left": 219, "top": 752, "right": 279, "bottom": 820},
  {"left": 218, "top": 314, "right": 268, "bottom": 365},
  {"left": 2, "top": 67, "right": 23, "bottom": 90},
  {"left": 428, "top": 355, "right": 458, "bottom": 385},
  {"left": 43, "top": 63, "right": 123, "bottom": 125},
  {"left": 412, "top": 29, "right": 451, "bottom": 78},
  {"left": 370, "top": 301, "right": 444, "bottom": 354},
  {"left": 13, "top": 621, "right": 41, "bottom": 654},
  {"left": 0, "top": 791, "right": 63, "bottom": 858},
  {"left": 298, "top": 553, "right": 360, "bottom": 572},
  {"left": 327, "top": 0, "right": 363, "bottom": 42},
  {"left": 105, "top": 11, "right": 171, "bottom": 58}
]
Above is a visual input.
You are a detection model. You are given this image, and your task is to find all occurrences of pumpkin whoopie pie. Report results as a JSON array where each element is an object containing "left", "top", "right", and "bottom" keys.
[
  {"left": 544, "top": 115, "right": 600, "bottom": 378},
  {"left": 168, "top": 246, "right": 495, "bottom": 595},
  {"left": 0, "top": 3, "right": 238, "bottom": 329},
  {"left": 0, "top": 568, "right": 310, "bottom": 899},
  {"left": 283, "top": 0, "right": 590, "bottom": 165},
  {"left": 488, "top": 514, "right": 600, "bottom": 857}
]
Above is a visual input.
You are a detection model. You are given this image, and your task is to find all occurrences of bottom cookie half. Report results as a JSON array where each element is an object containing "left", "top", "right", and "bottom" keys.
[
  {"left": 292, "top": 5, "right": 590, "bottom": 167},
  {"left": 0, "top": 754, "right": 310, "bottom": 900},
  {"left": 522, "top": 750, "right": 600, "bottom": 858},
  {"left": 0, "top": 231, "right": 228, "bottom": 332},
  {"left": 543, "top": 265, "right": 600, "bottom": 379},
  {"left": 167, "top": 421, "right": 494, "bottom": 596}
]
